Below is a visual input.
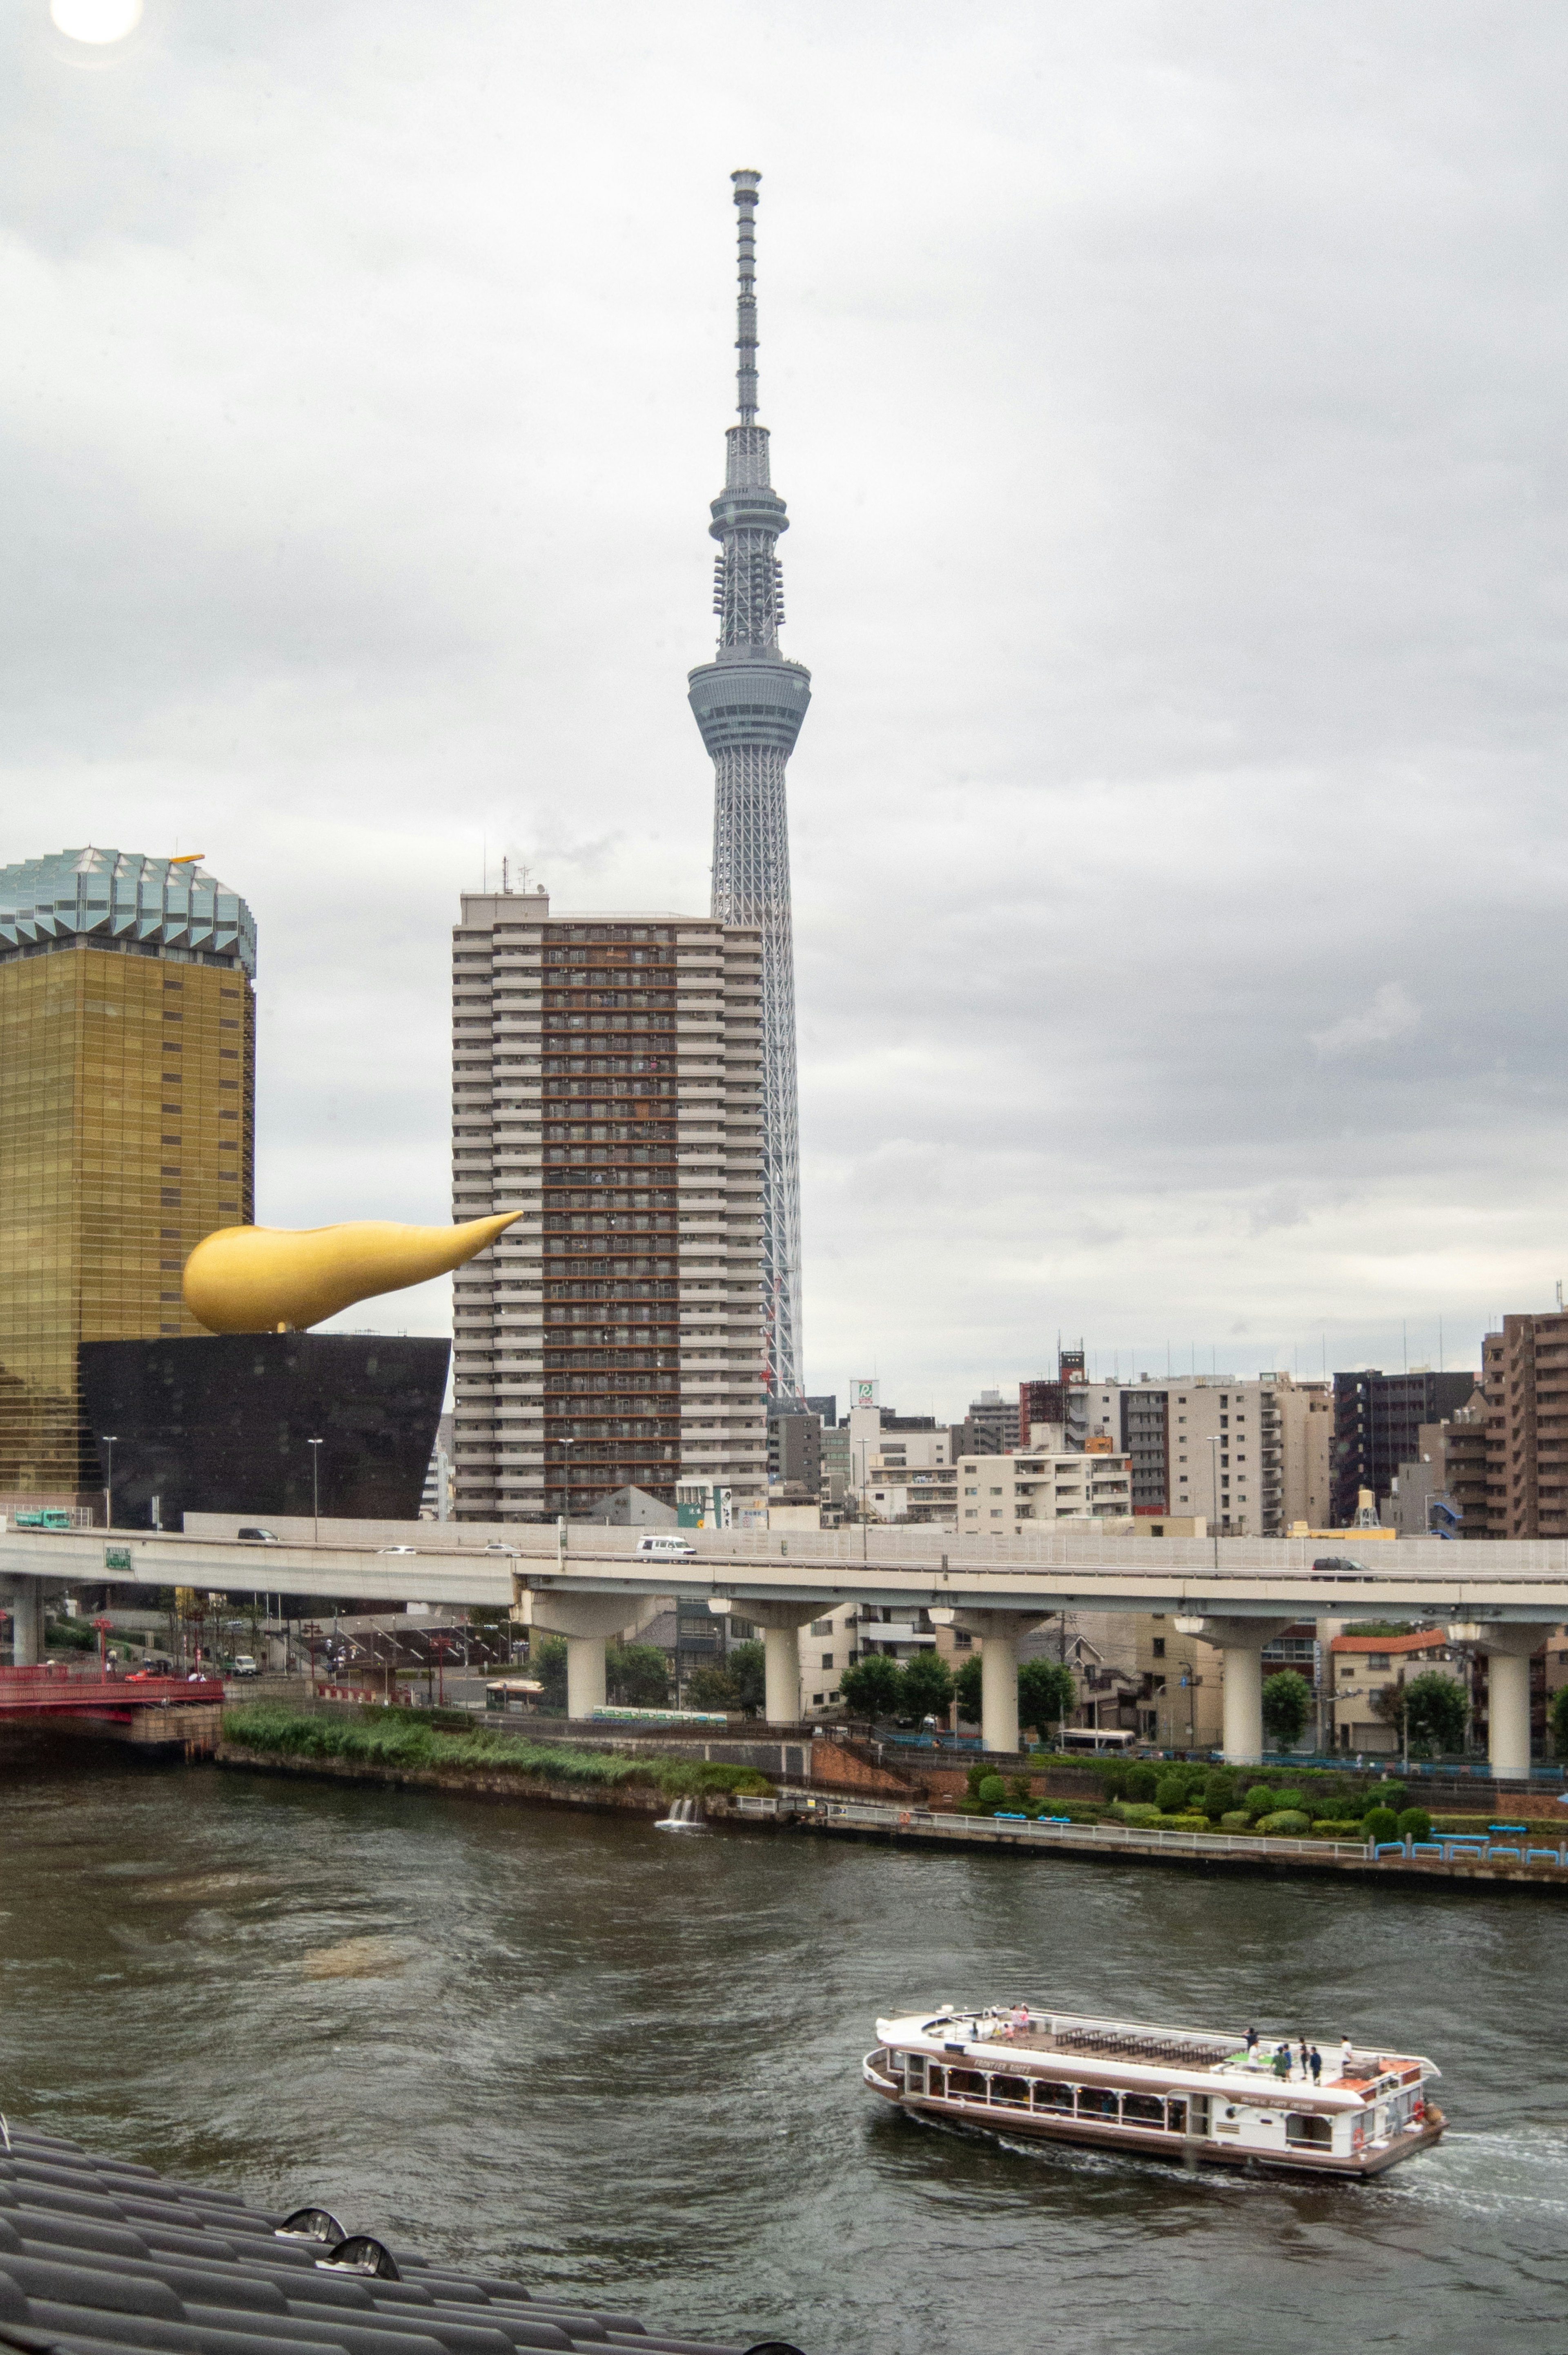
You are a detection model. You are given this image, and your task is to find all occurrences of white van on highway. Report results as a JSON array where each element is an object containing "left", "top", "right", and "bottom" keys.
[{"left": 634, "top": 1532, "right": 696, "bottom": 1559}]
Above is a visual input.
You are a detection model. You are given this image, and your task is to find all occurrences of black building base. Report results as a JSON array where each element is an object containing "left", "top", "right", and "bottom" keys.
[{"left": 78, "top": 1334, "right": 450, "bottom": 1529}]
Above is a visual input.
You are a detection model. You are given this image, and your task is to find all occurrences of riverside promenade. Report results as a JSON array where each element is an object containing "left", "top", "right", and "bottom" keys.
[{"left": 733, "top": 1791, "right": 1568, "bottom": 1888}]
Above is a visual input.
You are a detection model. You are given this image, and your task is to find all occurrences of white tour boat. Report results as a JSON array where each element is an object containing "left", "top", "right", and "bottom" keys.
[{"left": 864, "top": 2004, "right": 1443, "bottom": 2178}]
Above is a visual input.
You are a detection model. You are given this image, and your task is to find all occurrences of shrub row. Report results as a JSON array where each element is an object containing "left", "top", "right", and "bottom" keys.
[{"left": 221, "top": 1704, "right": 773, "bottom": 1798}]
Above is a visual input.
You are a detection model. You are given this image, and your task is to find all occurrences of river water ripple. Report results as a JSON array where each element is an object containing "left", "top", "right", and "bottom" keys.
[{"left": 4, "top": 1753, "right": 1568, "bottom": 2353}]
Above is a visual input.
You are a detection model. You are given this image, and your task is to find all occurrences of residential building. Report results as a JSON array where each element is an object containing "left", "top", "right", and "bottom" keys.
[
  {"left": 0, "top": 847, "right": 256, "bottom": 1502},
  {"left": 956, "top": 1447, "right": 1132, "bottom": 1529},
  {"left": 1327, "top": 1627, "right": 1474, "bottom": 1756},
  {"left": 863, "top": 1458, "right": 958, "bottom": 1523},
  {"left": 950, "top": 1388, "right": 1020, "bottom": 1459},
  {"left": 1387, "top": 1392, "right": 1489, "bottom": 1539},
  {"left": 844, "top": 1402, "right": 947, "bottom": 1506},
  {"left": 1331, "top": 1368, "right": 1477, "bottom": 1528},
  {"left": 820, "top": 1421, "right": 850, "bottom": 1512},
  {"left": 450, "top": 886, "right": 767, "bottom": 1519},
  {"left": 1077, "top": 1373, "right": 1331, "bottom": 1536},
  {"left": 1481, "top": 1314, "right": 1568, "bottom": 1540},
  {"left": 804, "top": 1393, "right": 837, "bottom": 1428},
  {"left": 1133, "top": 1615, "right": 1226, "bottom": 1751}
]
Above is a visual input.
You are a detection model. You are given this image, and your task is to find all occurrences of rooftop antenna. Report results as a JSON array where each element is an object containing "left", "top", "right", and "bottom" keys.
[{"left": 732, "top": 167, "right": 760, "bottom": 424}]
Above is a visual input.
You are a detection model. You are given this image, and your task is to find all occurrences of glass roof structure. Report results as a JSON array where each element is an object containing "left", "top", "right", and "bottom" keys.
[{"left": 0, "top": 847, "right": 256, "bottom": 977}]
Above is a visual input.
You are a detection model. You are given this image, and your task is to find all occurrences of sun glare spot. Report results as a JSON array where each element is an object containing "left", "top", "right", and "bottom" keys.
[{"left": 50, "top": 0, "right": 143, "bottom": 42}]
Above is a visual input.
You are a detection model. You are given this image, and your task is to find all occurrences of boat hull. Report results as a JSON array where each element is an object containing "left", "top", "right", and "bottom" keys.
[{"left": 862, "top": 2055, "right": 1445, "bottom": 2179}]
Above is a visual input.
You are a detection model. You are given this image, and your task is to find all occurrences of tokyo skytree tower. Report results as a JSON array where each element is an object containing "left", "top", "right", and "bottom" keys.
[{"left": 688, "top": 168, "right": 811, "bottom": 1400}]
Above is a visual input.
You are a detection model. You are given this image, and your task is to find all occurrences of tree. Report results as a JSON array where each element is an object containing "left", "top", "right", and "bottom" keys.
[
  {"left": 1261, "top": 1669, "right": 1313, "bottom": 1749},
  {"left": 1400, "top": 1670, "right": 1469, "bottom": 1757},
  {"left": 606, "top": 1641, "right": 670, "bottom": 1708},
  {"left": 839, "top": 1653, "right": 903, "bottom": 1718},
  {"left": 528, "top": 1634, "right": 568, "bottom": 1712},
  {"left": 953, "top": 1654, "right": 984, "bottom": 1724},
  {"left": 1552, "top": 1684, "right": 1568, "bottom": 1762},
  {"left": 727, "top": 1640, "right": 766, "bottom": 1717},
  {"left": 1017, "top": 1659, "right": 1076, "bottom": 1743},
  {"left": 684, "top": 1665, "right": 738, "bottom": 1712},
  {"left": 900, "top": 1650, "right": 955, "bottom": 1722}
]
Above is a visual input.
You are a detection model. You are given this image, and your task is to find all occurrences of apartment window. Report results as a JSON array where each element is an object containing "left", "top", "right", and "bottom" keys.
[
  {"left": 810, "top": 1619, "right": 833, "bottom": 1636},
  {"left": 964, "top": 1509, "right": 978, "bottom": 1519},
  {"left": 989, "top": 1486, "right": 1003, "bottom": 1495},
  {"left": 964, "top": 1486, "right": 978, "bottom": 1496},
  {"left": 991, "top": 1510, "right": 1002, "bottom": 1519},
  {"left": 1152, "top": 1638, "right": 1166, "bottom": 1659},
  {"left": 1369, "top": 1653, "right": 1390, "bottom": 1670},
  {"left": 953, "top": 1630, "right": 972, "bottom": 1649},
  {"left": 820, "top": 1653, "right": 834, "bottom": 1669}
]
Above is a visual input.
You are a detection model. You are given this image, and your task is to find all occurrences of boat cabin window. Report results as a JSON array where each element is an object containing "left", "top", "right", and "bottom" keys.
[
  {"left": 1167, "top": 2099, "right": 1188, "bottom": 2134},
  {"left": 1123, "top": 2094, "right": 1165, "bottom": 2124},
  {"left": 945, "top": 2067, "right": 985, "bottom": 2098},
  {"left": 1034, "top": 2082, "right": 1074, "bottom": 2112},
  {"left": 1285, "top": 2114, "right": 1332, "bottom": 2147},
  {"left": 904, "top": 2055, "right": 926, "bottom": 2092},
  {"left": 989, "top": 2076, "right": 1029, "bottom": 2106},
  {"left": 1077, "top": 2087, "right": 1120, "bottom": 2120}
]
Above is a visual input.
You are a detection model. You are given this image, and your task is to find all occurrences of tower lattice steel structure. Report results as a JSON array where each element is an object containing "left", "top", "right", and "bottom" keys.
[{"left": 688, "top": 168, "right": 811, "bottom": 1400}]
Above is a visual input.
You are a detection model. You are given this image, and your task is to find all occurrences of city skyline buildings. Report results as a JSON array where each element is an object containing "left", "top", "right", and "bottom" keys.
[
  {"left": 0, "top": 847, "right": 256, "bottom": 1502},
  {"left": 687, "top": 169, "right": 809, "bottom": 1403}
]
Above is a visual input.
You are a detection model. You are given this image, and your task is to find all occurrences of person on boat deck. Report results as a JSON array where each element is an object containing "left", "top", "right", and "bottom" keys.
[
  {"left": 1010, "top": 2005, "right": 1029, "bottom": 2036},
  {"left": 1244, "top": 2026, "right": 1258, "bottom": 2052},
  {"left": 1309, "top": 2047, "right": 1323, "bottom": 2084},
  {"left": 1271, "top": 2043, "right": 1291, "bottom": 2081},
  {"left": 1338, "top": 2036, "right": 1355, "bottom": 2077}
]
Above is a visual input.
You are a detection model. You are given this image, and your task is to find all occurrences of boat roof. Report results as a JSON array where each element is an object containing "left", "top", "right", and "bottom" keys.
[{"left": 874, "top": 2005, "right": 1439, "bottom": 2103}]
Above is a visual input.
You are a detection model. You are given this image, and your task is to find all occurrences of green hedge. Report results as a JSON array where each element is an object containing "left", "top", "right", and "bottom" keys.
[{"left": 221, "top": 1704, "right": 772, "bottom": 1798}]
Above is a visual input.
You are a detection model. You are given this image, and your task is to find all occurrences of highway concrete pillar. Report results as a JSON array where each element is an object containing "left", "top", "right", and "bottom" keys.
[
  {"left": 1450, "top": 1623, "right": 1556, "bottom": 1783},
  {"left": 1173, "top": 1617, "right": 1294, "bottom": 1766},
  {"left": 713, "top": 1599, "right": 822, "bottom": 1725},
  {"left": 508, "top": 1586, "right": 660, "bottom": 1722},
  {"left": 5, "top": 1578, "right": 45, "bottom": 1666},
  {"left": 567, "top": 1635, "right": 608, "bottom": 1722},
  {"left": 931, "top": 1607, "right": 1053, "bottom": 1755}
]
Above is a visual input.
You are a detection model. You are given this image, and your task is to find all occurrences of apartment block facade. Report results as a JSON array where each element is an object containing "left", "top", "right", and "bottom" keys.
[
  {"left": 1481, "top": 1314, "right": 1568, "bottom": 1539},
  {"left": 956, "top": 1446, "right": 1133, "bottom": 1530},
  {"left": 450, "top": 888, "right": 767, "bottom": 1519},
  {"left": 1076, "top": 1373, "right": 1331, "bottom": 1535}
]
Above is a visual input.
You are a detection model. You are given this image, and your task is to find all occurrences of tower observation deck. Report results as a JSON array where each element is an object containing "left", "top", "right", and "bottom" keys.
[{"left": 687, "top": 168, "right": 810, "bottom": 1400}]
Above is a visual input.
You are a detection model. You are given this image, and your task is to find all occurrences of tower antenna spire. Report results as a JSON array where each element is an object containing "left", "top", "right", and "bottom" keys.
[
  {"left": 732, "top": 167, "right": 760, "bottom": 424},
  {"left": 688, "top": 169, "right": 811, "bottom": 1399}
]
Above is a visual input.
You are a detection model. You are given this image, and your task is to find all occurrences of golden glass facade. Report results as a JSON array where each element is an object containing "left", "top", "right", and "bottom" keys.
[{"left": 0, "top": 945, "right": 255, "bottom": 1493}]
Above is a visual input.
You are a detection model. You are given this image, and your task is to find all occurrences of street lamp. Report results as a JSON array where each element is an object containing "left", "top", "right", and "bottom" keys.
[
  {"left": 307, "top": 1438, "right": 323, "bottom": 1545},
  {"left": 101, "top": 1436, "right": 118, "bottom": 1533}
]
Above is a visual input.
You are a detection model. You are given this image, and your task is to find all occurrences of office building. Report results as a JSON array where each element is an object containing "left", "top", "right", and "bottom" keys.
[
  {"left": 1020, "top": 1348, "right": 1088, "bottom": 1450},
  {"left": 687, "top": 171, "right": 811, "bottom": 1398},
  {"left": 1331, "top": 1368, "right": 1478, "bottom": 1528},
  {"left": 0, "top": 848, "right": 255, "bottom": 1503},
  {"left": 1386, "top": 1390, "right": 1488, "bottom": 1539},
  {"left": 449, "top": 886, "right": 767, "bottom": 1519},
  {"left": 1078, "top": 1373, "right": 1332, "bottom": 1536}
]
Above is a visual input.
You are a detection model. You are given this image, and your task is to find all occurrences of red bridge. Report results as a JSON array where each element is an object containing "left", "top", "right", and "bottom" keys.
[{"left": 0, "top": 1664, "right": 225, "bottom": 1742}]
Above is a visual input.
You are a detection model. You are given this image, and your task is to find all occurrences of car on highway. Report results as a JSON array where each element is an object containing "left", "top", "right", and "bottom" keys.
[
  {"left": 378, "top": 1545, "right": 418, "bottom": 1555},
  {"left": 1310, "top": 1555, "right": 1374, "bottom": 1580},
  {"left": 237, "top": 1527, "right": 280, "bottom": 1544},
  {"left": 634, "top": 1532, "right": 696, "bottom": 1559},
  {"left": 485, "top": 1542, "right": 521, "bottom": 1556}
]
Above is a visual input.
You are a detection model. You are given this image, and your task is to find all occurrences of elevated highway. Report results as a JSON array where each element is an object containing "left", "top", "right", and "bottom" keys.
[{"left": 4, "top": 1521, "right": 1566, "bottom": 1771}]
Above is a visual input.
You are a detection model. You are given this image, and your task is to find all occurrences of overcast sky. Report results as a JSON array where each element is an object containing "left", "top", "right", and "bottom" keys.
[{"left": 8, "top": 0, "right": 1568, "bottom": 1412}]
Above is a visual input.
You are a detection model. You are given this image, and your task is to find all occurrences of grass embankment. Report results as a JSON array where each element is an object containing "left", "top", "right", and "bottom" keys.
[{"left": 221, "top": 1702, "right": 772, "bottom": 1799}]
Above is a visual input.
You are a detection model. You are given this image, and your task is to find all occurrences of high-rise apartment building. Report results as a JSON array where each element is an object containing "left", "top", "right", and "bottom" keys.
[
  {"left": 688, "top": 169, "right": 810, "bottom": 1400},
  {"left": 0, "top": 848, "right": 256, "bottom": 1501},
  {"left": 1331, "top": 1368, "right": 1478, "bottom": 1528},
  {"left": 1480, "top": 1315, "right": 1568, "bottom": 1538},
  {"left": 951, "top": 1388, "right": 1020, "bottom": 1459},
  {"left": 1078, "top": 1373, "right": 1332, "bottom": 1535},
  {"left": 449, "top": 888, "right": 767, "bottom": 1519}
]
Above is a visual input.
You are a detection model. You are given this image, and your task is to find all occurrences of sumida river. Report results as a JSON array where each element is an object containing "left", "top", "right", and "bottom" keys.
[{"left": 4, "top": 1751, "right": 1568, "bottom": 2354}]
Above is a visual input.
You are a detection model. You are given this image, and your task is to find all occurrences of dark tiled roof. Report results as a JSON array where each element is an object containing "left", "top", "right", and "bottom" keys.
[{"left": 0, "top": 2127, "right": 798, "bottom": 2355}]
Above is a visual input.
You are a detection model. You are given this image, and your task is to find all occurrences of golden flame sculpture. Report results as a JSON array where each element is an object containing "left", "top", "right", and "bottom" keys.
[{"left": 182, "top": 1213, "right": 521, "bottom": 1334}]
